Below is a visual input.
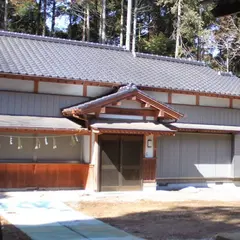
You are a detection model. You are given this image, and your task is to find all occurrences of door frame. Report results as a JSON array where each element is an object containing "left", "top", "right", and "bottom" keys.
[{"left": 99, "top": 134, "right": 144, "bottom": 192}]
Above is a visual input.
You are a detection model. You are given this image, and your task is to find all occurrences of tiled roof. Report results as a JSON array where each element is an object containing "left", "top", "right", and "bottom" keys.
[
  {"left": 1, "top": 31, "right": 240, "bottom": 96},
  {"left": 0, "top": 115, "right": 84, "bottom": 132},
  {"left": 170, "top": 123, "right": 240, "bottom": 133}
]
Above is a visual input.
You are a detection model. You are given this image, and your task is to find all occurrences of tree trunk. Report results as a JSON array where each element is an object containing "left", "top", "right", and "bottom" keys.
[
  {"left": 126, "top": 0, "right": 132, "bottom": 51},
  {"left": 101, "top": 0, "right": 106, "bottom": 43},
  {"left": 86, "top": 2, "right": 90, "bottom": 42},
  {"left": 4, "top": 0, "right": 8, "bottom": 30},
  {"left": 175, "top": 0, "right": 181, "bottom": 58},
  {"left": 132, "top": 0, "right": 137, "bottom": 55},
  {"left": 120, "top": 0, "right": 124, "bottom": 47},
  {"left": 36, "top": 0, "right": 42, "bottom": 34},
  {"left": 82, "top": 7, "right": 86, "bottom": 41},
  {"left": 99, "top": 7, "right": 102, "bottom": 43},
  {"left": 69, "top": 13, "right": 72, "bottom": 39},
  {"left": 51, "top": 0, "right": 56, "bottom": 36},
  {"left": 42, "top": 0, "right": 47, "bottom": 36}
]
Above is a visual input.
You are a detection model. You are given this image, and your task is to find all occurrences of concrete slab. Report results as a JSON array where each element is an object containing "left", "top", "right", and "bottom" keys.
[
  {"left": 0, "top": 199, "right": 143, "bottom": 240},
  {"left": 216, "top": 232, "right": 240, "bottom": 240}
]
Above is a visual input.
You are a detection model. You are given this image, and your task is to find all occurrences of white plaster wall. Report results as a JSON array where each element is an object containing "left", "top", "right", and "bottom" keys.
[
  {"left": 199, "top": 96, "right": 229, "bottom": 108},
  {"left": 233, "top": 99, "right": 240, "bottom": 109},
  {"left": 145, "top": 135, "right": 154, "bottom": 158},
  {"left": 172, "top": 93, "right": 196, "bottom": 105},
  {"left": 0, "top": 78, "right": 34, "bottom": 92},
  {"left": 39, "top": 82, "right": 83, "bottom": 96},
  {"left": 143, "top": 91, "right": 168, "bottom": 103},
  {"left": 87, "top": 86, "right": 112, "bottom": 98}
]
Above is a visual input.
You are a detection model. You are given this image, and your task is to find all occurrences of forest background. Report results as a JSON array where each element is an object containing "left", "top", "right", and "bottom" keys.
[{"left": 1, "top": 0, "right": 240, "bottom": 76}]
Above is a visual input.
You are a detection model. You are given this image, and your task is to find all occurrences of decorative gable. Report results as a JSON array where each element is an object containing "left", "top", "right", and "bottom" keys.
[{"left": 62, "top": 84, "right": 183, "bottom": 122}]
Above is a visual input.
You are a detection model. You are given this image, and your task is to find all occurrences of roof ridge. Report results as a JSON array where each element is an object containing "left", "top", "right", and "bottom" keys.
[
  {"left": 0, "top": 30, "right": 126, "bottom": 51},
  {"left": 136, "top": 52, "right": 207, "bottom": 67}
]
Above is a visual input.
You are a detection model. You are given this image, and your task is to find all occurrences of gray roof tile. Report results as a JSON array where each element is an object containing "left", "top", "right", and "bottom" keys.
[{"left": 1, "top": 31, "right": 240, "bottom": 96}]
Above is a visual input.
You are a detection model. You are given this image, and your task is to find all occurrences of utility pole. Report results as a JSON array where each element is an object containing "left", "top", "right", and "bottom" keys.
[
  {"left": 175, "top": 0, "right": 182, "bottom": 58},
  {"left": 126, "top": 0, "right": 132, "bottom": 51}
]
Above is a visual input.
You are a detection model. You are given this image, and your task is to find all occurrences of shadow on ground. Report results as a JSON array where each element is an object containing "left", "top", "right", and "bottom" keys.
[{"left": 68, "top": 201, "right": 240, "bottom": 240}]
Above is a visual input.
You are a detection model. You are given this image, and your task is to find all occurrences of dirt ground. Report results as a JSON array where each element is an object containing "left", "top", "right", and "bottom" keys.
[
  {"left": 68, "top": 200, "right": 240, "bottom": 240},
  {"left": 0, "top": 217, "right": 31, "bottom": 240}
]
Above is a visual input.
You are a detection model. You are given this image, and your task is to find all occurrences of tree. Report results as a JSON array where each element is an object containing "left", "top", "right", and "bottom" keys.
[
  {"left": 126, "top": 0, "right": 132, "bottom": 50},
  {"left": 4, "top": 0, "right": 8, "bottom": 30},
  {"left": 51, "top": 0, "right": 56, "bottom": 36}
]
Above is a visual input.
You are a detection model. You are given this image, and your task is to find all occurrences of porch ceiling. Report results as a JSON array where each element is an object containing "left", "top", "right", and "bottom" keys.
[{"left": 0, "top": 115, "right": 89, "bottom": 134}]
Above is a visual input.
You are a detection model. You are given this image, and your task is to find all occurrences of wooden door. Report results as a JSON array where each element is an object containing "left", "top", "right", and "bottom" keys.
[{"left": 100, "top": 135, "right": 143, "bottom": 191}]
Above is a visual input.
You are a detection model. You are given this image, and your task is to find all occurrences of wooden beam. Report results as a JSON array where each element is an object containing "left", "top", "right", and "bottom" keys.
[
  {"left": 229, "top": 98, "right": 233, "bottom": 108},
  {"left": 112, "top": 101, "right": 122, "bottom": 106},
  {"left": 100, "top": 107, "right": 106, "bottom": 113},
  {"left": 158, "top": 110, "right": 164, "bottom": 117},
  {"left": 34, "top": 80, "right": 39, "bottom": 93},
  {"left": 168, "top": 92, "right": 172, "bottom": 104},
  {"left": 83, "top": 83, "right": 87, "bottom": 97},
  {"left": 106, "top": 107, "right": 157, "bottom": 117},
  {"left": 196, "top": 94, "right": 200, "bottom": 106},
  {"left": 0, "top": 127, "right": 90, "bottom": 135}
]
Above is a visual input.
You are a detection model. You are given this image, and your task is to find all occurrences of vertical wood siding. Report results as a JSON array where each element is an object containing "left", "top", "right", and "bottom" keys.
[
  {"left": 172, "top": 104, "right": 240, "bottom": 126},
  {"left": 0, "top": 91, "right": 88, "bottom": 117},
  {"left": 157, "top": 133, "right": 232, "bottom": 179},
  {"left": 0, "top": 163, "right": 94, "bottom": 189},
  {"left": 143, "top": 159, "right": 156, "bottom": 181}
]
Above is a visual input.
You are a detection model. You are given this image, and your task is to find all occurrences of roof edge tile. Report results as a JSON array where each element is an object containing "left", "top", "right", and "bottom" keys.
[{"left": 0, "top": 30, "right": 126, "bottom": 51}]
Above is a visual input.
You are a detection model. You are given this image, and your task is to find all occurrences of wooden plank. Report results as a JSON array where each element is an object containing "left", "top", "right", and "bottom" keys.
[
  {"left": 34, "top": 80, "right": 39, "bottom": 93},
  {"left": 0, "top": 163, "right": 93, "bottom": 189},
  {"left": 106, "top": 107, "right": 156, "bottom": 117},
  {"left": 143, "top": 158, "right": 156, "bottom": 181}
]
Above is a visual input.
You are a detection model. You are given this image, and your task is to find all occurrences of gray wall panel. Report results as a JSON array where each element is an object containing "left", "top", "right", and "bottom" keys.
[
  {"left": 157, "top": 133, "right": 232, "bottom": 179},
  {"left": 172, "top": 104, "right": 240, "bottom": 126},
  {"left": 232, "top": 134, "right": 240, "bottom": 178},
  {"left": 157, "top": 135, "right": 180, "bottom": 178},
  {"left": 179, "top": 134, "right": 199, "bottom": 178},
  {"left": 0, "top": 91, "right": 88, "bottom": 117}
]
